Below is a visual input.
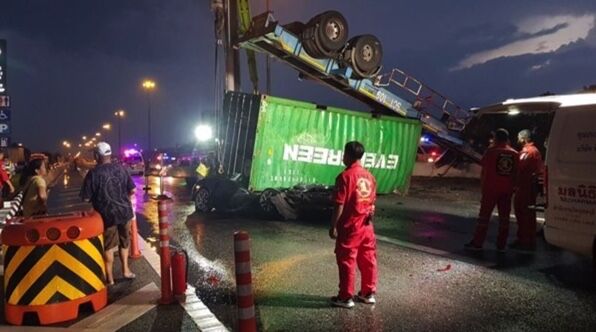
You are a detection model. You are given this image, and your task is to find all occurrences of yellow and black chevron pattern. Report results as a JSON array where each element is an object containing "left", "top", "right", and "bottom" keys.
[{"left": 3, "top": 236, "right": 106, "bottom": 306}]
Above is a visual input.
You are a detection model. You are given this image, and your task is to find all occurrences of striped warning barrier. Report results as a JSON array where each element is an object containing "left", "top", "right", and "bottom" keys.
[
  {"left": 1, "top": 211, "right": 108, "bottom": 325},
  {"left": 1, "top": 191, "right": 24, "bottom": 224},
  {"left": 158, "top": 198, "right": 174, "bottom": 304},
  {"left": 234, "top": 231, "right": 256, "bottom": 332}
]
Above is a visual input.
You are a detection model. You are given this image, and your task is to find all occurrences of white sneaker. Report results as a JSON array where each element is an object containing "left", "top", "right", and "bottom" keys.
[
  {"left": 356, "top": 292, "right": 376, "bottom": 304},
  {"left": 331, "top": 296, "right": 355, "bottom": 308}
]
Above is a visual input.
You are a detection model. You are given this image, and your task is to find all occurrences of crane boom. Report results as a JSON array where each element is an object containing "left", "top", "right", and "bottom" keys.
[
  {"left": 237, "top": 0, "right": 259, "bottom": 93},
  {"left": 237, "top": 13, "right": 481, "bottom": 162}
]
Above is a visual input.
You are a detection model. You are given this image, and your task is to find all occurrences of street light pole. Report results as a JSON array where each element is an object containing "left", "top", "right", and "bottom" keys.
[
  {"left": 147, "top": 93, "right": 152, "bottom": 153},
  {"left": 142, "top": 80, "right": 156, "bottom": 153},
  {"left": 141, "top": 80, "right": 156, "bottom": 193},
  {"left": 114, "top": 110, "right": 125, "bottom": 156},
  {"left": 118, "top": 118, "right": 122, "bottom": 155}
]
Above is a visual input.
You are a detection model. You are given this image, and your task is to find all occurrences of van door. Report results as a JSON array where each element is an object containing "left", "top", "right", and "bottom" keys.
[{"left": 544, "top": 106, "right": 596, "bottom": 256}]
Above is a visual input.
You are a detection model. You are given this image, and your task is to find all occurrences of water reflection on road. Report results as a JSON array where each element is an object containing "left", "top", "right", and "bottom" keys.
[{"left": 132, "top": 175, "right": 188, "bottom": 243}]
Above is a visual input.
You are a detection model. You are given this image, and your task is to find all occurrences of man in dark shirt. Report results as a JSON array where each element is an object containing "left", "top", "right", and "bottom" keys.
[
  {"left": 81, "top": 142, "right": 136, "bottom": 285},
  {"left": 329, "top": 141, "right": 378, "bottom": 308}
]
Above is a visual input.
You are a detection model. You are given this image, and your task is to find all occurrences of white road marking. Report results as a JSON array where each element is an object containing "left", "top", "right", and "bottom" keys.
[
  {"left": 70, "top": 283, "right": 159, "bottom": 330},
  {"left": 376, "top": 235, "right": 496, "bottom": 268},
  {"left": 138, "top": 234, "right": 229, "bottom": 331}
]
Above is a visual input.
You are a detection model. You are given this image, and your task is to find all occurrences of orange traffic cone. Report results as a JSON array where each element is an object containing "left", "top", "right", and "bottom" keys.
[
  {"left": 129, "top": 216, "right": 142, "bottom": 259},
  {"left": 129, "top": 195, "right": 142, "bottom": 259}
]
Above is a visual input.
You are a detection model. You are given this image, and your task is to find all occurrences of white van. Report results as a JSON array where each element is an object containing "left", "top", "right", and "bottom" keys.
[{"left": 475, "top": 92, "right": 596, "bottom": 264}]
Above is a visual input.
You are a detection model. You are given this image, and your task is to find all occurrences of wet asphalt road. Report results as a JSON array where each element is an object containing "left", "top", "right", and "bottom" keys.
[{"left": 134, "top": 175, "right": 595, "bottom": 332}]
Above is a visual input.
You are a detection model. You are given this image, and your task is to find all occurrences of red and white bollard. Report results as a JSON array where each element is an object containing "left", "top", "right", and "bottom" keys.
[
  {"left": 234, "top": 231, "right": 256, "bottom": 332},
  {"left": 158, "top": 199, "right": 174, "bottom": 304}
]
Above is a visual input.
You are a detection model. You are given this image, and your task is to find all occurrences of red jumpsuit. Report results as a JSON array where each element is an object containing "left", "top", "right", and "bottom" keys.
[
  {"left": 472, "top": 143, "right": 518, "bottom": 249},
  {"left": 333, "top": 161, "right": 377, "bottom": 300},
  {"left": 0, "top": 166, "right": 9, "bottom": 205},
  {"left": 514, "top": 142, "right": 543, "bottom": 246}
]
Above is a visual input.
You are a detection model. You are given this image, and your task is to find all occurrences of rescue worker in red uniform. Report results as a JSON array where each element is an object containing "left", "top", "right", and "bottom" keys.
[
  {"left": 466, "top": 129, "right": 518, "bottom": 252},
  {"left": 329, "top": 141, "right": 377, "bottom": 308},
  {"left": 510, "top": 129, "right": 543, "bottom": 251}
]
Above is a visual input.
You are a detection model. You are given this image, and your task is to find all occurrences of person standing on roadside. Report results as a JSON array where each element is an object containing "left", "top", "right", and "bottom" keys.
[
  {"left": 21, "top": 158, "right": 48, "bottom": 217},
  {"left": 329, "top": 141, "right": 378, "bottom": 309},
  {"left": 466, "top": 128, "right": 518, "bottom": 252},
  {"left": 510, "top": 129, "right": 543, "bottom": 251},
  {"left": 0, "top": 150, "right": 15, "bottom": 201},
  {"left": 81, "top": 142, "right": 136, "bottom": 285}
]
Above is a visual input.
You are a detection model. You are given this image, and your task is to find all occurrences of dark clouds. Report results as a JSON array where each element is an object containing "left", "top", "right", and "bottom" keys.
[{"left": 1, "top": 0, "right": 595, "bottom": 151}]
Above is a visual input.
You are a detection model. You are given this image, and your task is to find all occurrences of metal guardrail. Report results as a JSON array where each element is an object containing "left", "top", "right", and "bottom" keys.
[{"left": 0, "top": 191, "right": 24, "bottom": 225}]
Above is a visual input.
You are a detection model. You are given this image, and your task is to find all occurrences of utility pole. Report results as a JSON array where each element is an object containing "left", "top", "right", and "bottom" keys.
[{"left": 224, "top": 0, "right": 240, "bottom": 91}]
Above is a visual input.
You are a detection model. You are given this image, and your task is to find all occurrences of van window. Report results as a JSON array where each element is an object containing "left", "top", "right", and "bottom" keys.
[{"left": 557, "top": 109, "right": 596, "bottom": 164}]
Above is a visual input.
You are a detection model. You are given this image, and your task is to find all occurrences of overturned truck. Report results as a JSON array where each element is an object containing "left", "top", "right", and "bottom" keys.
[{"left": 192, "top": 91, "right": 421, "bottom": 219}]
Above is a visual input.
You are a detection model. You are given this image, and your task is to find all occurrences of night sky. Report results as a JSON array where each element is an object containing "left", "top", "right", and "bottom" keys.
[{"left": 1, "top": 0, "right": 595, "bottom": 152}]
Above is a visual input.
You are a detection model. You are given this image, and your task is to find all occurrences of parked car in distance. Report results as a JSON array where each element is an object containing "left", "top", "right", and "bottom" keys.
[
  {"left": 122, "top": 149, "right": 145, "bottom": 176},
  {"left": 417, "top": 136, "right": 444, "bottom": 163}
]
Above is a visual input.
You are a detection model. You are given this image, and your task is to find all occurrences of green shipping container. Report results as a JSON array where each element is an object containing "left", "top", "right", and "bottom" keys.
[{"left": 220, "top": 92, "right": 421, "bottom": 194}]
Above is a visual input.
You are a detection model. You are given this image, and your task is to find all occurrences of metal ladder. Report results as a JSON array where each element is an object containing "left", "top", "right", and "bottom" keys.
[{"left": 375, "top": 68, "right": 472, "bottom": 132}]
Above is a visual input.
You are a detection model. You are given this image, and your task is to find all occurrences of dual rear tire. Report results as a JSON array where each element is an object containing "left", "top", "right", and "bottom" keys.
[
  {"left": 300, "top": 11, "right": 383, "bottom": 79},
  {"left": 301, "top": 11, "right": 349, "bottom": 59},
  {"left": 340, "top": 34, "right": 383, "bottom": 79}
]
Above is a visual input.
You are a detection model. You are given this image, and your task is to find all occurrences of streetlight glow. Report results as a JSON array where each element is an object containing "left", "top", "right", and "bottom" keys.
[
  {"left": 82, "top": 136, "right": 87, "bottom": 140},
  {"left": 102, "top": 123, "right": 112, "bottom": 130},
  {"left": 142, "top": 80, "right": 156, "bottom": 90},
  {"left": 194, "top": 124, "right": 214, "bottom": 142},
  {"left": 114, "top": 110, "right": 125, "bottom": 117},
  {"left": 95, "top": 132, "right": 101, "bottom": 137}
]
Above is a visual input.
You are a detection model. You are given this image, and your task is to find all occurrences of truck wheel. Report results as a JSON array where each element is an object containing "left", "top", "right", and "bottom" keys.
[
  {"left": 301, "top": 11, "right": 348, "bottom": 58},
  {"left": 194, "top": 187, "right": 210, "bottom": 213},
  {"left": 315, "top": 11, "right": 348, "bottom": 53},
  {"left": 302, "top": 25, "right": 327, "bottom": 58},
  {"left": 341, "top": 34, "right": 383, "bottom": 79}
]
